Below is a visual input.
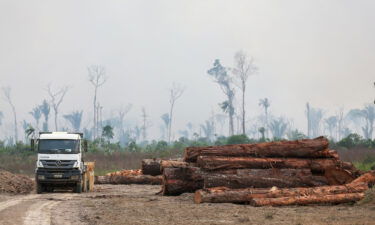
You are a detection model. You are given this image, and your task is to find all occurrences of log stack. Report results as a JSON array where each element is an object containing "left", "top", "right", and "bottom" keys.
[
  {"left": 161, "top": 137, "right": 369, "bottom": 206},
  {"left": 95, "top": 167, "right": 163, "bottom": 185}
]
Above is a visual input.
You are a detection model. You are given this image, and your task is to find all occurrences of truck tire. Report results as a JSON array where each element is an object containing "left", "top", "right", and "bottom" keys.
[
  {"left": 36, "top": 183, "right": 43, "bottom": 194},
  {"left": 74, "top": 181, "right": 82, "bottom": 193}
]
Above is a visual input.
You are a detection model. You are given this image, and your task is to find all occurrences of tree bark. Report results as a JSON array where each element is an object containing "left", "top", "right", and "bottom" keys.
[
  {"left": 160, "top": 160, "right": 191, "bottom": 172},
  {"left": 197, "top": 156, "right": 338, "bottom": 172},
  {"left": 95, "top": 175, "right": 162, "bottom": 185},
  {"left": 349, "top": 171, "right": 375, "bottom": 187},
  {"left": 141, "top": 159, "right": 162, "bottom": 176},
  {"left": 162, "top": 167, "right": 205, "bottom": 195},
  {"left": 184, "top": 137, "right": 330, "bottom": 162},
  {"left": 204, "top": 172, "right": 328, "bottom": 189},
  {"left": 250, "top": 193, "right": 364, "bottom": 206},
  {"left": 194, "top": 182, "right": 368, "bottom": 204}
]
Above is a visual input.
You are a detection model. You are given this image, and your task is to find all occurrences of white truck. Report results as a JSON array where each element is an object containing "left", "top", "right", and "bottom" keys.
[{"left": 32, "top": 132, "right": 94, "bottom": 194}]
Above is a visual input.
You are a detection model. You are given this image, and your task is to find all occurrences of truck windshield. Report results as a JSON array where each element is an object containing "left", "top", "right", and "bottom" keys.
[{"left": 38, "top": 139, "right": 80, "bottom": 154}]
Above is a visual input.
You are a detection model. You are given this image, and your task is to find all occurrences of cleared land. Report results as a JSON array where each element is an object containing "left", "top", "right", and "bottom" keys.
[{"left": 1, "top": 184, "right": 375, "bottom": 225}]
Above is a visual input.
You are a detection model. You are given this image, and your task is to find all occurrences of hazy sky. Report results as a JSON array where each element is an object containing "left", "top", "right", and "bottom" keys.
[{"left": 0, "top": 0, "right": 374, "bottom": 140}]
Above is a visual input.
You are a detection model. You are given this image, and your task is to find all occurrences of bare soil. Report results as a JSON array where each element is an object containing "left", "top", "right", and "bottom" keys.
[
  {"left": 0, "top": 169, "right": 34, "bottom": 194},
  {"left": 1, "top": 184, "right": 375, "bottom": 225}
]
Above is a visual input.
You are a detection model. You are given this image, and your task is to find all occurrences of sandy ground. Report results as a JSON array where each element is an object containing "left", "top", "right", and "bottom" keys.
[{"left": 1, "top": 184, "right": 375, "bottom": 225}]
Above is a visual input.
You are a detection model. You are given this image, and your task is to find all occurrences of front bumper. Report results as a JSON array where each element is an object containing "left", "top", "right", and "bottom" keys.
[{"left": 36, "top": 168, "right": 82, "bottom": 183}]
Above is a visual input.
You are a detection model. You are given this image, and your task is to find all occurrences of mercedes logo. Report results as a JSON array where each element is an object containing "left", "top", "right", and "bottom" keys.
[{"left": 55, "top": 160, "right": 62, "bottom": 166}]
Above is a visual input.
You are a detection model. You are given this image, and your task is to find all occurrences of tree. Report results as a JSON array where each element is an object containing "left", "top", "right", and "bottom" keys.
[
  {"left": 29, "top": 106, "right": 42, "bottom": 132},
  {"left": 63, "top": 111, "right": 83, "bottom": 132},
  {"left": 2, "top": 87, "right": 18, "bottom": 143},
  {"left": 117, "top": 104, "right": 132, "bottom": 145},
  {"left": 200, "top": 120, "right": 214, "bottom": 140},
  {"left": 167, "top": 83, "right": 185, "bottom": 142},
  {"left": 348, "top": 105, "right": 375, "bottom": 139},
  {"left": 207, "top": 59, "right": 235, "bottom": 136},
  {"left": 88, "top": 65, "right": 107, "bottom": 139},
  {"left": 25, "top": 125, "right": 35, "bottom": 139},
  {"left": 46, "top": 84, "right": 69, "bottom": 131},
  {"left": 231, "top": 51, "right": 257, "bottom": 135},
  {"left": 141, "top": 107, "right": 151, "bottom": 141},
  {"left": 161, "top": 113, "right": 170, "bottom": 140},
  {"left": 324, "top": 116, "right": 338, "bottom": 140},
  {"left": 305, "top": 103, "right": 324, "bottom": 138},
  {"left": 258, "top": 127, "right": 266, "bottom": 141},
  {"left": 259, "top": 98, "right": 270, "bottom": 137},
  {"left": 269, "top": 117, "right": 288, "bottom": 139},
  {"left": 287, "top": 129, "right": 307, "bottom": 140},
  {"left": 39, "top": 100, "right": 50, "bottom": 132},
  {"left": 102, "top": 125, "right": 114, "bottom": 143}
]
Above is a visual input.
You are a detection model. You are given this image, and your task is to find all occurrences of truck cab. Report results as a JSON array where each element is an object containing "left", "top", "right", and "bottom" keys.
[{"left": 33, "top": 132, "right": 89, "bottom": 193}]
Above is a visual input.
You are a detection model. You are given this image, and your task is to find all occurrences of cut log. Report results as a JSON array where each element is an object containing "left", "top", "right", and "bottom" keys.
[
  {"left": 194, "top": 182, "right": 368, "bottom": 204},
  {"left": 349, "top": 171, "right": 375, "bottom": 187},
  {"left": 250, "top": 193, "right": 364, "bottom": 206},
  {"left": 109, "top": 174, "right": 162, "bottom": 185},
  {"left": 197, "top": 156, "right": 338, "bottom": 172},
  {"left": 141, "top": 159, "right": 162, "bottom": 176},
  {"left": 204, "top": 169, "right": 329, "bottom": 189},
  {"left": 95, "top": 175, "right": 110, "bottom": 184},
  {"left": 184, "top": 137, "right": 330, "bottom": 162},
  {"left": 95, "top": 174, "right": 161, "bottom": 185},
  {"left": 160, "top": 160, "right": 192, "bottom": 172},
  {"left": 324, "top": 168, "right": 356, "bottom": 185},
  {"left": 162, "top": 167, "right": 205, "bottom": 195}
]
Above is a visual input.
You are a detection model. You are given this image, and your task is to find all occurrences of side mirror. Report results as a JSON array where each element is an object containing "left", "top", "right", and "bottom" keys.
[
  {"left": 84, "top": 140, "right": 88, "bottom": 152},
  {"left": 30, "top": 139, "right": 35, "bottom": 151}
]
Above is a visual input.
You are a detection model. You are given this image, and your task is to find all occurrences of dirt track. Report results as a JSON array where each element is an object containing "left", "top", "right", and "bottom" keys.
[{"left": 1, "top": 184, "right": 375, "bottom": 225}]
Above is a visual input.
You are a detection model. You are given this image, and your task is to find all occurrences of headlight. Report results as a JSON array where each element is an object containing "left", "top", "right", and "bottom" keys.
[
  {"left": 37, "top": 161, "right": 44, "bottom": 168},
  {"left": 37, "top": 175, "right": 45, "bottom": 180},
  {"left": 73, "top": 161, "right": 79, "bottom": 168},
  {"left": 70, "top": 175, "right": 79, "bottom": 180}
]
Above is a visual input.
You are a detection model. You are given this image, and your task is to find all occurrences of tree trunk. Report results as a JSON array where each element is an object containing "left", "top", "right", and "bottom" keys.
[
  {"left": 194, "top": 182, "right": 368, "bottom": 204},
  {"left": 349, "top": 171, "right": 375, "bottom": 187},
  {"left": 141, "top": 159, "right": 162, "bottom": 176},
  {"left": 95, "top": 175, "right": 162, "bottom": 185},
  {"left": 197, "top": 156, "right": 338, "bottom": 172},
  {"left": 160, "top": 160, "right": 191, "bottom": 172},
  {"left": 184, "top": 137, "right": 330, "bottom": 162},
  {"left": 162, "top": 167, "right": 205, "bottom": 195},
  {"left": 204, "top": 170, "right": 329, "bottom": 189},
  {"left": 250, "top": 193, "right": 364, "bottom": 206}
]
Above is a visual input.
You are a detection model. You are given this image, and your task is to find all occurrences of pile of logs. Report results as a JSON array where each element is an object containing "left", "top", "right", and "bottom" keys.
[
  {"left": 161, "top": 137, "right": 372, "bottom": 206},
  {"left": 95, "top": 161, "right": 164, "bottom": 185}
]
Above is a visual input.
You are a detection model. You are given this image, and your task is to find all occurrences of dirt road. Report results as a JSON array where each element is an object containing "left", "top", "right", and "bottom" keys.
[{"left": 1, "top": 185, "right": 375, "bottom": 225}]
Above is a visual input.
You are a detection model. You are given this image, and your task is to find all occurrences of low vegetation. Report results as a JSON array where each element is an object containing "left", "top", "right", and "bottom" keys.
[{"left": 0, "top": 133, "right": 374, "bottom": 176}]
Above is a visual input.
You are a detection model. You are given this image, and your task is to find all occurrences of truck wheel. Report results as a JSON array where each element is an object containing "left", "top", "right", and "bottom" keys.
[
  {"left": 74, "top": 182, "right": 82, "bottom": 193},
  {"left": 36, "top": 183, "right": 43, "bottom": 194}
]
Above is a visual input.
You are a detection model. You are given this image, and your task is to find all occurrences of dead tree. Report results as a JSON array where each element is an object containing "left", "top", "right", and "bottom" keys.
[
  {"left": 231, "top": 51, "right": 257, "bottom": 135},
  {"left": 207, "top": 59, "right": 235, "bottom": 136},
  {"left": 2, "top": 87, "right": 18, "bottom": 142},
  {"left": 88, "top": 65, "right": 107, "bottom": 139},
  {"left": 168, "top": 83, "right": 185, "bottom": 143},
  {"left": 46, "top": 85, "right": 69, "bottom": 131},
  {"left": 141, "top": 107, "right": 152, "bottom": 141}
]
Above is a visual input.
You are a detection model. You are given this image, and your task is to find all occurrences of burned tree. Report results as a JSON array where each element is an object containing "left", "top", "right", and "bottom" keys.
[
  {"left": 168, "top": 83, "right": 185, "bottom": 142},
  {"left": 2, "top": 87, "right": 18, "bottom": 142},
  {"left": 46, "top": 84, "right": 69, "bottom": 131},
  {"left": 231, "top": 51, "right": 257, "bottom": 135},
  {"left": 88, "top": 65, "right": 107, "bottom": 139},
  {"left": 208, "top": 59, "right": 235, "bottom": 136}
]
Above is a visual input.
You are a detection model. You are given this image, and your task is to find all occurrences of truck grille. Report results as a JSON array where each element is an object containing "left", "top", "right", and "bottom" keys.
[{"left": 41, "top": 160, "right": 76, "bottom": 169}]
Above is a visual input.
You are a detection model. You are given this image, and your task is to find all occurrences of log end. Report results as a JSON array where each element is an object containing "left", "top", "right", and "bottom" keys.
[{"left": 194, "top": 190, "right": 204, "bottom": 204}]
